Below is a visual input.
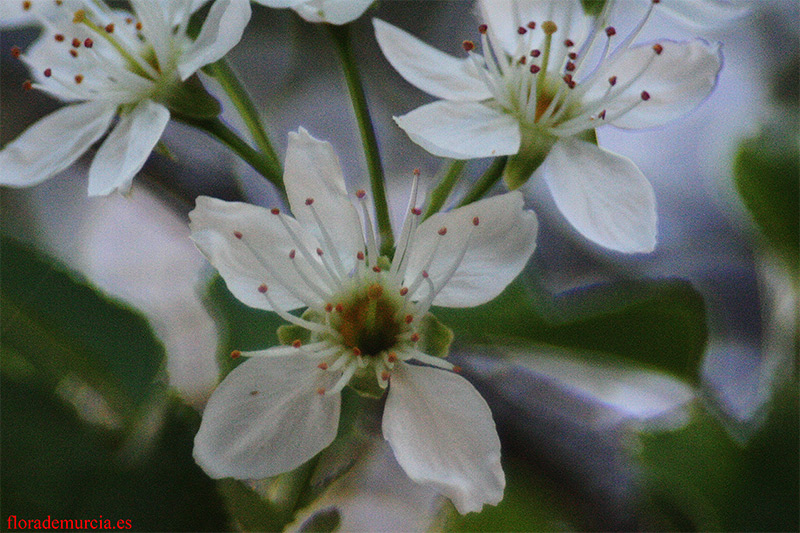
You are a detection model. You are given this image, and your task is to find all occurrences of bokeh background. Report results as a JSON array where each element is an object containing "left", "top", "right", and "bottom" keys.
[{"left": 2, "top": 1, "right": 797, "bottom": 531}]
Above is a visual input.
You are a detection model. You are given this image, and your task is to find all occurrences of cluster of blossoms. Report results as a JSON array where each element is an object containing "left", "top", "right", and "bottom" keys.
[
  {"left": 375, "top": 0, "right": 723, "bottom": 253},
  {"left": 1, "top": 0, "right": 734, "bottom": 517},
  {"left": 191, "top": 128, "right": 538, "bottom": 512}
]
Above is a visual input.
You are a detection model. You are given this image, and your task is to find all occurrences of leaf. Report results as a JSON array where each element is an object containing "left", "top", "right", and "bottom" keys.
[
  {"left": 638, "top": 387, "right": 799, "bottom": 531},
  {"left": 734, "top": 131, "right": 799, "bottom": 272},
  {"left": 434, "top": 276, "right": 707, "bottom": 383},
  {"left": 0, "top": 377, "right": 229, "bottom": 531},
  {"left": 0, "top": 236, "right": 166, "bottom": 425}
]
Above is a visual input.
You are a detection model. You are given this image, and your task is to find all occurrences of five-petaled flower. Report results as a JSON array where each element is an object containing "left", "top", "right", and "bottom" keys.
[
  {"left": 252, "top": 0, "right": 374, "bottom": 25},
  {"left": 0, "top": 0, "right": 250, "bottom": 196},
  {"left": 190, "top": 128, "right": 539, "bottom": 514},
  {"left": 374, "top": 0, "right": 723, "bottom": 253}
]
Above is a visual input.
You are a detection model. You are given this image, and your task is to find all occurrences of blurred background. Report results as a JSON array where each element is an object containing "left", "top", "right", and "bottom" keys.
[{"left": 1, "top": 1, "right": 797, "bottom": 531}]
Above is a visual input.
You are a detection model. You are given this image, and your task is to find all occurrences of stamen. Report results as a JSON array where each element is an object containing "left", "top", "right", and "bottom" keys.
[
  {"left": 258, "top": 284, "right": 333, "bottom": 335},
  {"left": 306, "top": 202, "right": 347, "bottom": 279},
  {"left": 327, "top": 360, "right": 358, "bottom": 395},
  {"left": 391, "top": 168, "right": 421, "bottom": 278},
  {"left": 357, "top": 193, "right": 379, "bottom": 268},
  {"left": 408, "top": 350, "right": 455, "bottom": 371},
  {"left": 11, "top": 46, "right": 21, "bottom": 59},
  {"left": 276, "top": 213, "right": 339, "bottom": 290},
  {"left": 462, "top": 40, "right": 475, "bottom": 52}
]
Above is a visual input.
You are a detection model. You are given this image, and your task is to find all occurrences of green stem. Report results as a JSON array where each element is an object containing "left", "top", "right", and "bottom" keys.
[
  {"left": 327, "top": 24, "right": 394, "bottom": 255},
  {"left": 176, "top": 116, "right": 284, "bottom": 193},
  {"left": 457, "top": 156, "right": 508, "bottom": 207},
  {"left": 423, "top": 159, "right": 466, "bottom": 220},
  {"left": 206, "top": 59, "right": 283, "bottom": 172}
]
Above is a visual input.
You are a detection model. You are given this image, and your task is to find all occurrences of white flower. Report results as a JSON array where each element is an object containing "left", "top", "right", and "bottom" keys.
[
  {"left": 374, "top": 0, "right": 723, "bottom": 253},
  {"left": 252, "top": 0, "right": 373, "bottom": 25},
  {"left": 191, "top": 128, "right": 539, "bottom": 514},
  {"left": 0, "top": 0, "right": 251, "bottom": 196}
]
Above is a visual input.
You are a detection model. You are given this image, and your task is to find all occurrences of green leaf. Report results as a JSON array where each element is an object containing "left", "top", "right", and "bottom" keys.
[
  {"left": 0, "top": 236, "right": 166, "bottom": 425},
  {"left": 638, "top": 387, "right": 799, "bottom": 531},
  {"left": 734, "top": 131, "right": 799, "bottom": 272},
  {"left": 1, "top": 378, "right": 229, "bottom": 531},
  {"left": 434, "top": 276, "right": 707, "bottom": 383},
  {"left": 203, "top": 274, "right": 284, "bottom": 377},
  {"left": 165, "top": 74, "right": 222, "bottom": 120},
  {"left": 580, "top": 0, "right": 608, "bottom": 16},
  {"left": 216, "top": 479, "right": 286, "bottom": 532}
]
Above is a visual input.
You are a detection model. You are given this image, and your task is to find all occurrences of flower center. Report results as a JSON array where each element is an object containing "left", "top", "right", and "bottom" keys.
[{"left": 330, "top": 282, "right": 407, "bottom": 356}]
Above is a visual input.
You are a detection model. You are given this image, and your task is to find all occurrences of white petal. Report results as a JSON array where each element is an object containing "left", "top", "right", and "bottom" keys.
[
  {"left": 403, "top": 192, "right": 537, "bottom": 307},
  {"left": 130, "top": 0, "right": 173, "bottom": 73},
  {"left": 87, "top": 100, "right": 170, "bottom": 197},
  {"left": 585, "top": 39, "right": 722, "bottom": 129},
  {"left": 293, "top": 0, "right": 374, "bottom": 24},
  {"left": 194, "top": 355, "right": 341, "bottom": 479},
  {"left": 0, "top": 102, "right": 115, "bottom": 188},
  {"left": 383, "top": 364, "right": 505, "bottom": 514},
  {"left": 657, "top": 0, "right": 749, "bottom": 29},
  {"left": 251, "top": 0, "right": 303, "bottom": 7},
  {"left": 543, "top": 138, "right": 656, "bottom": 253},
  {"left": 373, "top": 18, "right": 491, "bottom": 102},
  {"left": 395, "top": 101, "right": 520, "bottom": 160},
  {"left": 189, "top": 196, "right": 328, "bottom": 311},
  {"left": 284, "top": 128, "right": 363, "bottom": 272},
  {"left": 178, "top": 0, "right": 251, "bottom": 80}
]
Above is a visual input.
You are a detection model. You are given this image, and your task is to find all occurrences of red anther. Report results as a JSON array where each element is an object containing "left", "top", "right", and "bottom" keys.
[
  {"left": 399, "top": 287, "right": 409, "bottom": 296},
  {"left": 405, "top": 314, "right": 413, "bottom": 324},
  {"left": 10, "top": 46, "right": 21, "bottom": 58},
  {"left": 289, "top": 249, "right": 296, "bottom": 259},
  {"left": 530, "top": 64, "right": 540, "bottom": 74},
  {"left": 478, "top": 24, "right": 488, "bottom": 34},
  {"left": 22, "top": 1, "right": 32, "bottom": 10},
  {"left": 605, "top": 26, "right": 616, "bottom": 37},
  {"left": 527, "top": 21, "right": 536, "bottom": 29},
  {"left": 372, "top": 266, "right": 382, "bottom": 273},
  {"left": 411, "top": 207, "right": 422, "bottom": 216},
  {"left": 356, "top": 189, "right": 366, "bottom": 199},
  {"left": 316, "top": 387, "right": 326, "bottom": 395},
  {"left": 422, "top": 270, "right": 429, "bottom": 278},
  {"left": 316, "top": 248, "right": 324, "bottom": 256},
  {"left": 250, "top": 390, "right": 258, "bottom": 396},
  {"left": 387, "top": 352, "right": 398, "bottom": 363},
  {"left": 653, "top": 43, "right": 663, "bottom": 55},
  {"left": 530, "top": 49, "right": 541, "bottom": 57},
  {"left": 608, "top": 75, "right": 617, "bottom": 86},
  {"left": 453, "top": 365, "right": 463, "bottom": 373},
  {"left": 105, "top": 23, "right": 115, "bottom": 33},
  {"left": 69, "top": 49, "right": 78, "bottom": 57},
  {"left": 325, "top": 303, "right": 334, "bottom": 312},
  {"left": 517, "top": 26, "right": 527, "bottom": 35},
  {"left": 258, "top": 284, "right": 268, "bottom": 293},
  {"left": 74, "top": 74, "right": 83, "bottom": 83},
  {"left": 356, "top": 251, "right": 365, "bottom": 260},
  {"left": 21, "top": 80, "right": 32, "bottom": 91},
  {"left": 472, "top": 216, "right": 480, "bottom": 226},
  {"left": 233, "top": 230, "right": 243, "bottom": 239},
  {"left": 71, "top": 38, "right": 81, "bottom": 48},
  {"left": 318, "top": 362, "right": 329, "bottom": 370},
  {"left": 55, "top": 34, "right": 65, "bottom": 42},
  {"left": 292, "top": 339, "right": 303, "bottom": 348},
  {"left": 84, "top": 38, "right": 93, "bottom": 48},
  {"left": 125, "top": 17, "right": 133, "bottom": 24},
  {"left": 381, "top": 371, "right": 390, "bottom": 381},
  {"left": 641, "top": 90, "right": 651, "bottom": 101},
  {"left": 518, "top": 56, "right": 527, "bottom": 65},
  {"left": 44, "top": 68, "right": 52, "bottom": 77},
  {"left": 231, "top": 350, "right": 242, "bottom": 359},
  {"left": 438, "top": 227, "right": 447, "bottom": 236},
  {"left": 598, "top": 109, "right": 607, "bottom": 120},
  {"left": 335, "top": 303, "right": 344, "bottom": 312},
  {"left": 135, "top": 21, "right": 143, "bottom": 31},
  {"left": 462, "top": 40, "right": 475, "bottom": 52},
  {"left": 652, "top": 0, "right": 660, "bottom": 4},
  {"left": 568, "top": 52, "right": 577, "bottom": 60},
  {"left": 564, "top": 39, "right": 575, "bottom": 47},
  {"left": 566, "top": 61, "right": 576, "bottom": 71},
  {"left": 410, "top": 333, "right": 420, "bottom": 342},
  {"left": 413, "top": 168, "right": 421, "bottom": 176},
  {"left": 270, "top": 207, "right": 280, "bottom": 215},
  {"left": 305, "top": 197, "right": 314, "bottom": 205},
  {"left": 353, "top": 347, "right": 362, "bottom": 356},
  {"left": 567, "top": 80, "right": 576, "bottom": 89}
]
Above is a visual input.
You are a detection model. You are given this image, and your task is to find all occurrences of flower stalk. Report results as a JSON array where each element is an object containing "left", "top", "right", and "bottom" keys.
[
  {"left": 423, "top": 159, "right": 466, "bottom": 220},
  {"left": 326, "top": 23, "right": 394, "bottom": 255},
  {"left": 458, "top": 156, "right": 508, "bottom": 208}
]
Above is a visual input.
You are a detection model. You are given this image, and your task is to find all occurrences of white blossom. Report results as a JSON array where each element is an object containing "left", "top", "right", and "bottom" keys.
[
  {"left": 252, "top": 0, "right": 373, "bottom": 25},
  {"left": 191, "top": 128, "right": 539, "bottom": 513},
  {"left": 374, "top": 0, "right": 724, "bottom": 253},
  {"left": 0, "top": 0, "right": 250, "bottom": 196}
]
